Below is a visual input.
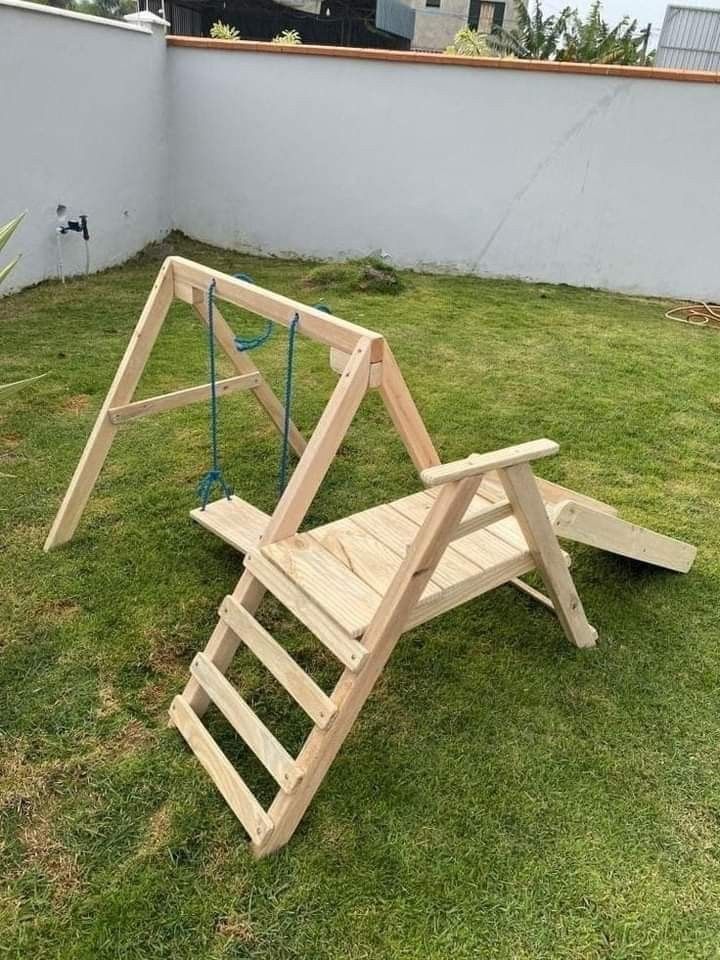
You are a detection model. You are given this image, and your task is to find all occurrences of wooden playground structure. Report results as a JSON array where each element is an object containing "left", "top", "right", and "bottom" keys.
[{"left": 45, "top": 257, "right": 697, "bottom": 857}]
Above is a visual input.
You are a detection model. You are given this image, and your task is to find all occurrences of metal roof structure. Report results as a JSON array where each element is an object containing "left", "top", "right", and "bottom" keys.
[{"left": 656, "top": 4, "right": 720, "bottom": 70}]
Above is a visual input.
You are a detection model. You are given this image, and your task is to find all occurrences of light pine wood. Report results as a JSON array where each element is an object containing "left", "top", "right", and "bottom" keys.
[
  {"left": 190, "top": 652, "right": 302, "bottom": 793},
  {"left": 133, "top": 257, "right": 697, "bottom": 858},
  {"left": 173, "top": 257, "right": 384, "bottom": 360},
  {"left": 309, "top": 516, "right": 442, "bottom": 600},
  {"left": 261, "top": 339, "right": 374, "bottom": 544},
  {"left": 44, "top": 259, "right": 176, "bottom": 551},
  {"left": 378, "top": 343, "right": 440, "bottom": 471},
  {"left": 254, "top": 476, "right": 482, "bottom": 856},
  {"left": 549, "top": 500, "right": 696, "bottom": 573},
  {"left": 181, "top": 338, "right": 375, "bottom": 716},
  {"left": 421, "top": 439, "right": 559, "bottom": 488},
  {"left": 190, "top": 495, "right": 270, "bottom": 554},
  {"left": 190, "top": 292, "right": 306, "bottom": 458},
  {"left": 330, "top": 348, "right": 383, "bottom": 387},
  {"left": 510, "top": 577, "right": 555, "bottom": 610},
  {"left": 352, "top": 501, "right": 482, "bottom": 591},
  {"left": 107, "top": 373, "right": 261, "bottom": 424},
  {"left": 220, "top": 596, "right": 337, "bottom": 729},
  {"left": 481, "top": 472, "right": 619, "bottom": 517},
  {"left": 170, "top": 694, "right": 274, "bottom": 842},
  {"left": 259, "top": 534, "right": 381, "bottom": 638},
  {"left": 449, "top": 499, "right": 513, "bottom": 540},
  {"left": 246, "top": 552, "right": 369, "bottom": 671},
  {"left": 499, "top": 463, "right": 598, "bottom": 649},
  {"left": 406, "top": 553, "right": 535, "bottom": 630}
]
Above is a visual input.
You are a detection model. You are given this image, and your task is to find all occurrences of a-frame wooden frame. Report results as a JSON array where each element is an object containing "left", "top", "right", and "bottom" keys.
[{"left": 44, "top": 256, "right": 433, "bottom": 551}]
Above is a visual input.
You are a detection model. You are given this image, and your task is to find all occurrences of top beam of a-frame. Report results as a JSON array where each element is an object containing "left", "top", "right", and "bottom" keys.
[{"left": 171, "top": 258, "right": 385, "bottom": 361}]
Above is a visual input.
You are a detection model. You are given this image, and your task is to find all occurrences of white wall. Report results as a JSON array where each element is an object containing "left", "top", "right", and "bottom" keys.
[
  {"left": 1, "top": 10, "right": 717, "bottom": 302},
  {"left": 0, "top": 1, "right": 170, "bottom": 291},
  {"left": 169, "top": 47, "right": 720, "bottom": 301}
]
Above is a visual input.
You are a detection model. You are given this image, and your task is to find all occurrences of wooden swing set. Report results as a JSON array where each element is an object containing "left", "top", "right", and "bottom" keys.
[{"left": 45, "top": 256, "right": 697, "bottom": 857}]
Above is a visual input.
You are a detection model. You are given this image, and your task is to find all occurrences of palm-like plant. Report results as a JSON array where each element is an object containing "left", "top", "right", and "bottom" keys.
[
  {"left": 558, "top": 2, "right": 650, "bottom": 64},
  {"left": 446, "top": 27, "right": 496, "bottom": 56},
  {"left": 489, "top": 0, "right": 572, "bottom": 59}
]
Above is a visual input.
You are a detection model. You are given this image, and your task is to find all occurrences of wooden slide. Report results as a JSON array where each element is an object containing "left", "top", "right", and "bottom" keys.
[{"left": 481, "top": 473, "right": 696, "bottom": 574}]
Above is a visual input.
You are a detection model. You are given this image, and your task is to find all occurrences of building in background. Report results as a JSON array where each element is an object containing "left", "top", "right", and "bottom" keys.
[
  {"left": 656, "top": 4, "right": 720, "bottom": 69},
  {"left": 154, "top": 0, "right": 513, "bottom": 49},
  {"left": 406, "top": 0, "right": 513, "bottom": 51}
]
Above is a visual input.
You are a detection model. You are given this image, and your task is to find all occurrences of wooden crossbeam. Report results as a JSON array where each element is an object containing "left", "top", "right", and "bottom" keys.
[{"left": 107, "top": 373, "right": 261, "bottom": 424}]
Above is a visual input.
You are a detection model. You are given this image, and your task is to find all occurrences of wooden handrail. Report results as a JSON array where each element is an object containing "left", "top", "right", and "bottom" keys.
[{"left": 420, "top": 439, "right": 559, "bottom": 488}]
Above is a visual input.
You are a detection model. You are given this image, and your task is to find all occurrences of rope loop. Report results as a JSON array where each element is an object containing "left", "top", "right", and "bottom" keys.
[{"left": 232, "top": 272, "right": 275, "bottom": 352}]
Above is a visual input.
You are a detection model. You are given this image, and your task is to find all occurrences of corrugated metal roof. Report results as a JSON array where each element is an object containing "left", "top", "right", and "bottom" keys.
[{"left": 656, "top": 4, "right": 720, "bottom": 70}]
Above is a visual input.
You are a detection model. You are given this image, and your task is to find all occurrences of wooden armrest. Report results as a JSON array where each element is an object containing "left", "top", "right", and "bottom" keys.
[{"left": 420, "top": 439, "right": 559, "bottom": 488}]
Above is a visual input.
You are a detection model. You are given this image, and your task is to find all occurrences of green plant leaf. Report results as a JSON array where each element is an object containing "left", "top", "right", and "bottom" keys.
[
  {"left": 0, "top": 212, "right": 26, "bottom": 255},
  {"left": 0, "top": 254, "right": 20, "bottom": 286},
  {"left": 0, "top": 372, "right": 48, "bottom": 399}
]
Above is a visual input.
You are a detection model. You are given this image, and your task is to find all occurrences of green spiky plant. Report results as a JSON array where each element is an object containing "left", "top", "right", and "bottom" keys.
[
  {"left": 446, "top": 27, "right": 496, "bottom": 56},
  {"left": 0, "top": 211, "right": 48, "bottom": 401},
  {"left": 209, "top": 20, "right": 240, "bottom": 40},
  {"left": 272, "top": 28, "right": 302, "bottom": 44},
  {"left": 0, "top": 212, "right": 25, "bottom": 288}
]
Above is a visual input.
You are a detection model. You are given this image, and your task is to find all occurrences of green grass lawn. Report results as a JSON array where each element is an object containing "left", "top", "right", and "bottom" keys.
[{"left": 2, "top": 234, "right": 720, "bottom": 959}]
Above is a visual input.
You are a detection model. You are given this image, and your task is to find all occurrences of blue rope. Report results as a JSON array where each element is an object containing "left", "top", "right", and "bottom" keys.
[
  {"left": 232, "top": 273, "right": 274, "bottom": 352},
  {"left": 197, "top": 279, "right": 233, "bottom": 510},
  {"left": 278, "top": 313, "right": 299, "bottom": 497}
]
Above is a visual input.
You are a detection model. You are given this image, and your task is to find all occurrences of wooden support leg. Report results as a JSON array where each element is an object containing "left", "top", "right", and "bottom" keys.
[
  {"left": 254, "top": 476, "right": 480, "bottom": 857},
  {"left": 500, "top": 463, "right": 597, "bottom": 649},
  {"left": 378, "top": 344, "right": 440, "bottom": 472},
  {"left": 44, "top": 259, "right": 176, "bottom": 551},
  {"left": 180, "top": 339, "right": 374, "bottom": 718}
]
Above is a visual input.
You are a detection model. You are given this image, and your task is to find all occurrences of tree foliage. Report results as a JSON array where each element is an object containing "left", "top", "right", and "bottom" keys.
[
  {"left": 490, "top": 0, "right": 653, "bottom": 65},
  {"left": 558, "top": 1, "right": 652, "bottom": 64},
  {"left": 490, "top": 0, "right": 572, "bottom": 59}
]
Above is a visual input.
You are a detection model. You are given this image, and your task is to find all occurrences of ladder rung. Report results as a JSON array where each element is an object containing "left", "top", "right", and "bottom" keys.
[
  {"left": 190, "top": 653, "right": 302, "bottom": 794},
  {"left": 246, "top": 551, "right": 369, "bottom": 672},
  {"left": 170, "top": 695, "right": 274, "bottom": 842},
  {"left": 220, "top": 596, "right": 337, "bottom": 730}
]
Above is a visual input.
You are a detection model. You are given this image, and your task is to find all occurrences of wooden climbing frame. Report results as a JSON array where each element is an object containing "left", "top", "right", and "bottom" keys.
[{"left": 46, "top": 257, "right": 696, "bottom": 857}]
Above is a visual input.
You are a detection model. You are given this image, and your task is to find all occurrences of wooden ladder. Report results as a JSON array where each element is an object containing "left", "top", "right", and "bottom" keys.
[
  {"left": 171, "top": 440, "right": 598, "bottom": 857},
  {"left": 170, "top": 592, "right": 348, "bottom": 849}
]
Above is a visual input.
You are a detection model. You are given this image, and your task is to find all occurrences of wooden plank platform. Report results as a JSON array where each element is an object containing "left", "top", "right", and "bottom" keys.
[{"left": 258, "top": 490, "right": 535, "bottom": 638}]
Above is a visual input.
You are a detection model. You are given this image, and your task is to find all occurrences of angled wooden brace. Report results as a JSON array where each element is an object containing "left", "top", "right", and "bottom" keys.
[{"left": 44, "top": 258, "right": 306, "bottom": 551}]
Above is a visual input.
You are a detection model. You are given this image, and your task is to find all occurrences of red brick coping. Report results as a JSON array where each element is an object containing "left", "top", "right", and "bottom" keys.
[{"left": 167, "top": 36, "right": 720, "bottom": 85}]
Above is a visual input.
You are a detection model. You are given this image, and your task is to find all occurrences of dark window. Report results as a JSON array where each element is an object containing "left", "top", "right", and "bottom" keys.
[
  {"left": 468, "top": 0, "right": 505, "bottom": 30},
  {"left": 426, "top": 0, "right": 441, "bottom": 7}
]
